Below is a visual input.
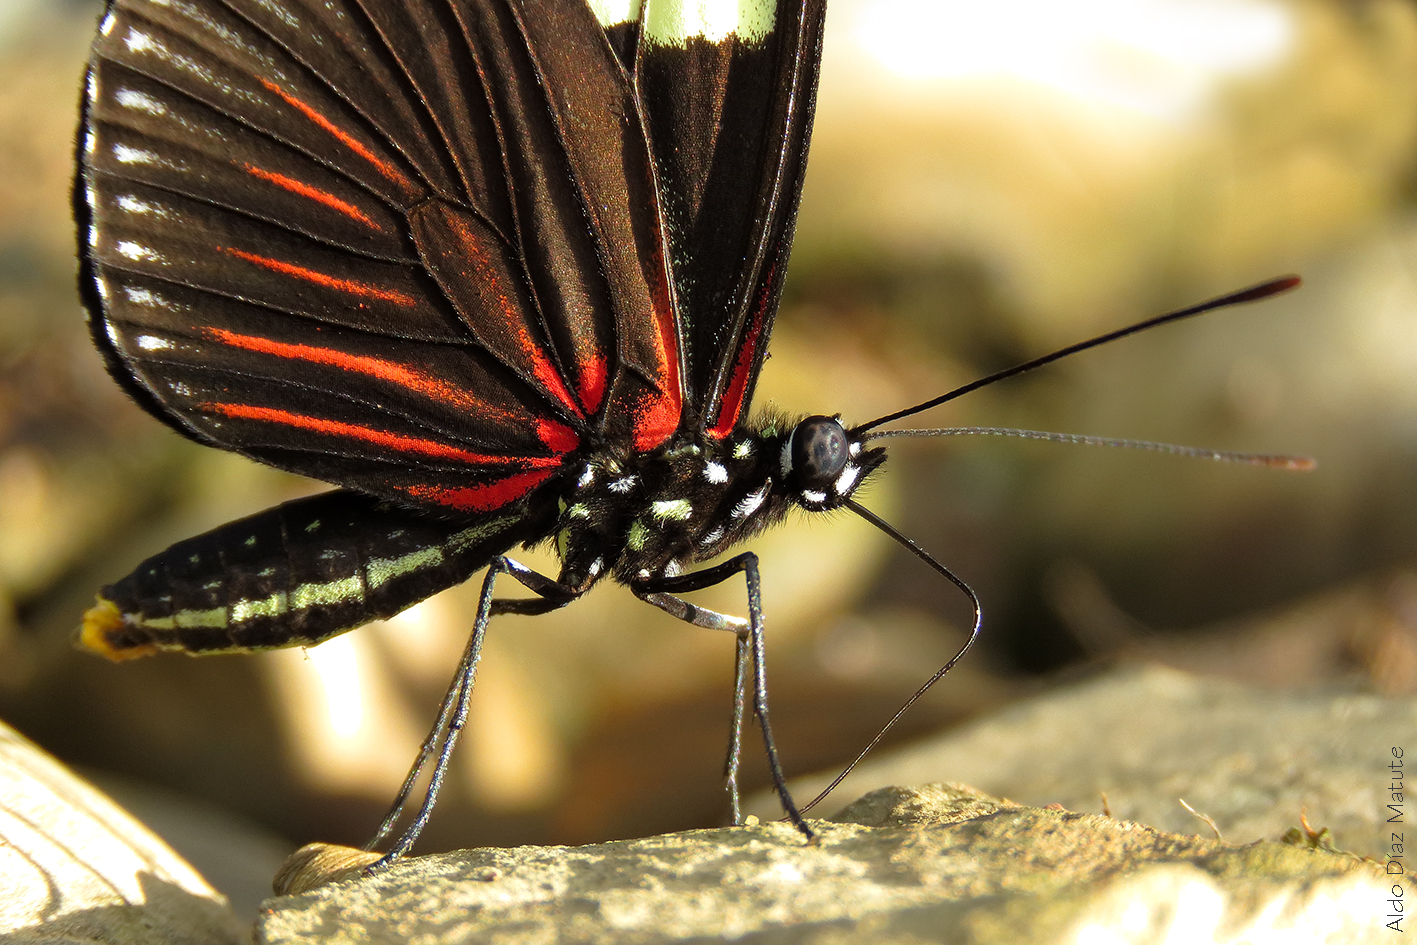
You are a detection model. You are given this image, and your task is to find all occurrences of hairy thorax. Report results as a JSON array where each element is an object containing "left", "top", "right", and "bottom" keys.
[{"left": 552, "top": 415, "right": 887, "bottom": 587}]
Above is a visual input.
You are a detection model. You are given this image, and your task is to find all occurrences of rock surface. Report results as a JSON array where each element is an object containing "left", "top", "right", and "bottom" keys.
[
  {"left": 258, "top": 783, "right": 1383, "bottom": 945},
  {"left": 750, "top": 663, "right": 1415, "bottom": 859},
  {"left": 0, "top": 721, "right": 248, "bottom": 945}
]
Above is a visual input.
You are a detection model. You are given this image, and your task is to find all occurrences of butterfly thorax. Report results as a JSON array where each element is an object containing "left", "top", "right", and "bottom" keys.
[{"left": 553, "top": 415, "right": 887, "bottom": 587}]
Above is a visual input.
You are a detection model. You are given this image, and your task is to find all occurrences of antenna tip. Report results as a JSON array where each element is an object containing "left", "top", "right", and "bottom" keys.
[
  {"left": 1230, "top": 274, "right": 1302, "bottom": 305},
  {"left": 1264, "top": 454, "right": 1316, "bottom": 471}
]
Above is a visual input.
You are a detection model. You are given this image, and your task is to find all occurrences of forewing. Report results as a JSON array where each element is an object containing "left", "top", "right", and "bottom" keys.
[
  {"left": 78, "top": 0, "right": 685, "bottom": 513},
  {"left": 620, "top": 0, "right": 828, "bottom": 436}
]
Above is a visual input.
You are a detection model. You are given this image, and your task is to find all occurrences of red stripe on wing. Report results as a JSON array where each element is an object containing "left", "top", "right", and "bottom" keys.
[
  {"left": 205, "top": 328, "right": 530, "bottom": 426},
  {"left": 203, "top": 402, "right": 560, "bottom": 467},
  {"left": 243, "top": 164, "right": 380, "bottom": 230},
  {"left": 577, "top": 347, "right": 608, "bottom": 416},
  {"left": 631, "top": 278, "right": 682, "bottom": 451},
  {"left": 401, "top": 469, "right": 559, "bottom": 512},
  {"left": 223, "top": 249, "right": 416, "bottom": 306},
  {"left": 536, "top": 419, "right": 579, "bottom": 454},
  {"left": 258, "top": 78, "right": 413, "bottom": 192},
  {"left": 707, "top": 272, "right": 772, "bottom": 439},
  {"left": 433, "top": 208, "right": 588, "bottom": 419}
]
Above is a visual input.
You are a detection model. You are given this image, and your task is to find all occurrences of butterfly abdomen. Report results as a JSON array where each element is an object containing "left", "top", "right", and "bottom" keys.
[{"left": 80, "top": 488, "right": 548, "bottom": 661}]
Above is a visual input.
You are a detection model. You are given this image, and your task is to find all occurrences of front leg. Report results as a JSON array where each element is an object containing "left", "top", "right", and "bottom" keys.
[{"left": 635, "top": 554, "right": 812, "bottom": 840}]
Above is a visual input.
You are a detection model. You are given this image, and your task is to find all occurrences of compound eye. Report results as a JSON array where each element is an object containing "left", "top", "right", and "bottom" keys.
[{"left": 790, "top": 416, "right": 849, "bottom": 491}]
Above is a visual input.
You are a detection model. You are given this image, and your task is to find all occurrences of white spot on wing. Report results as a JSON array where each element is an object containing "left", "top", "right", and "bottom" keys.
[
  {"left": 124, "top": 29, "right": 155, "bottom": 54},
  {"left": 124, "top": 286, "right": 158, "bottom": 306},
  {"left": 113, "top": 144, "right": 157, "bottom": 165},
  {"left": 100, "top": 12, "right": 116, "bottom": 35},
  {"left": 587, "top": 0, "right": 643, "bottom": 27},
  {"left": 115, "top": 88, "right": 166, "bottom": 115},
  {"left": 643, "top": 0, "right": 775, "bottom": 44},
  {"left": 136, "top": 335, "right": 172, "bottom": 351},
  {"left": 116, "top": 241, "right": 157, "bottom": 261},
  {"left": 117, "top": 194, "right": 164, "bottom": 216}
]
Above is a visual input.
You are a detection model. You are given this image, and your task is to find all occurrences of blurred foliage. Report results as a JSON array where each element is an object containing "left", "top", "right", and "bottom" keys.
[{"left": 0, "top": 0, "right": 1414, "bottom": 875}]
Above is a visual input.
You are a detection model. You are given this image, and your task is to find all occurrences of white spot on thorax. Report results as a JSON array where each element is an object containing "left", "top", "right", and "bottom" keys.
[
  {"left": 801, "top": 490, "right": 827, "bottom": 504},
  {"left": 704, "top": 461, "right": 727, "bottom": 484},
  {"left": 652, "top": 498, "right": 692, "bottom": 521},
  {"left": 609, "top": 475, "right": 638, "bottom": 494},
  {"left": 779, "top": 438, "right": 793, "bottom": 477},
  {"left": 732, "top": 484, "right": 768, "bottom": 519}
]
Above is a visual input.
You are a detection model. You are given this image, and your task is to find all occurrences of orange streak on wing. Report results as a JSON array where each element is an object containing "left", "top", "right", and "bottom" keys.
[
  {"left": 224, "top": 248, "right": 416, "bottom": 306},
  {"left": 243, "top": 164, "right": 380, "bottom": 230},
  {"left": 577, "top": 349, "right": 608, "bottom": 416},
  {"left": 536, "top": 419, "right": 579, "bottom": 454},
  {"left": 206, "top": 328, "right": 516, "bottom": 425},
  {"left": 707, "top": 271, "right": 772, "bottom": 439},
  {"left": 205, "top": 402, "right": 560, "bottom": 468},
  {"left": 632, "top": 278, "right": 682, "bottom": 451},
  {"left": 445, "top": 211, "right": 584, "bottom": 419},
  {"left": 259, "top": 78, "right": 411, "bottom": 190},
  {"left": 401, "top": 469, "right": 558, "bottom": 512}
]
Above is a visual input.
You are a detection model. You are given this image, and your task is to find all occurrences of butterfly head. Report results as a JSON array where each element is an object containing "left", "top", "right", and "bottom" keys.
[{"left": 778, "top": 415, "right": 886, "bottom": 512}]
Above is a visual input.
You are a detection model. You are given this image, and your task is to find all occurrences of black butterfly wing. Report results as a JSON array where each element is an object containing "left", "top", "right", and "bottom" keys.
[
  {"left": 610, "top": 0, "right": 829, "bottom": 437},
  {"left": 78, "top": 0, "right": 684, "bottom": 514}
]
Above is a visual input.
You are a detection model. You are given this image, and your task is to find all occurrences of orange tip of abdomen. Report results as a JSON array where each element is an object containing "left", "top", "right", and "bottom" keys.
[{"left": 77, "top": 597, "right": 156, "bottom": 662}]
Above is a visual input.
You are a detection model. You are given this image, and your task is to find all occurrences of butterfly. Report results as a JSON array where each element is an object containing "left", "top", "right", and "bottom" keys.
[{"left": 75, "top": 0, "right": 1303, "bottom": 864}]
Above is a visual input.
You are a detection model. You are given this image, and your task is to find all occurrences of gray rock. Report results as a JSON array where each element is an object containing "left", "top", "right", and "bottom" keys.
[
  {"left": 258, "top": 783, "right": 1384, "bottom": 945},
  {"left": 750, "top": 663, "right": 1415, "bottom": 859}
]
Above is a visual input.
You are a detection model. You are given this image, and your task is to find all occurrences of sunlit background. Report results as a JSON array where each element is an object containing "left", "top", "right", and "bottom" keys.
[{"left": 1, "top": 0, "right": 1415, "bottom": 915}]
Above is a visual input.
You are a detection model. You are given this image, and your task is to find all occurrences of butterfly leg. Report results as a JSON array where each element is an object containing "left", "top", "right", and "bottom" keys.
[
  {"left": 635, "top": 553, "right": 812, "bottom": 840},
  {"left": 634, "top": 586, "right": 751, "bottom": 824},
  {"left": 367, "top": 556, "right": 584, "bottom": 867}
]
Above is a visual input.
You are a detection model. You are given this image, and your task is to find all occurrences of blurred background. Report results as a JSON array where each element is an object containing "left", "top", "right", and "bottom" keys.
[{"left": 1, "top": 0, "right": 1415, "bottom": 914}]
